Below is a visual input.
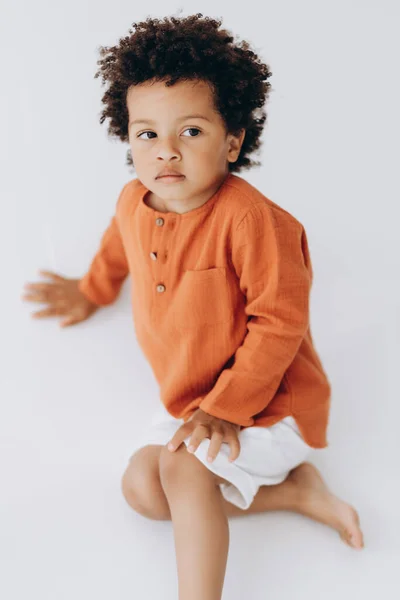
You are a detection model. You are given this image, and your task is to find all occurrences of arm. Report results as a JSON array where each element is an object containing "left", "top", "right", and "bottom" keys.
[
  {"left": 199, "top": 202, "right": 313, "bottom": 427},
  {"left": 78, "top": 185, "right": 130, "bottom": 306}
]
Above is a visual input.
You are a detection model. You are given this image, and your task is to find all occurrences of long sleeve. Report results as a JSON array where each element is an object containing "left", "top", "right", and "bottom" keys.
[
  {"left": 199, "top": 202, "right": 313, "bottom": 427},
  {"left": 78, "top": 186, "right": 130, "bottom": 306}
]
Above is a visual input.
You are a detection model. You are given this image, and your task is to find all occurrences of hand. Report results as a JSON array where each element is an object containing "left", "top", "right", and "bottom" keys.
[
  {"left": 167, "top": 408, "right": 241, "bottom": 463},
  {"left": 21, "top": 270, "right": 99, "bottom": 327}
]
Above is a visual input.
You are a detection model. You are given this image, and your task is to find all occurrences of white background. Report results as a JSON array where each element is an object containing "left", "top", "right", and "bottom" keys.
[{"left": 1, "top": 0, "right": 399, "bottom": 598}]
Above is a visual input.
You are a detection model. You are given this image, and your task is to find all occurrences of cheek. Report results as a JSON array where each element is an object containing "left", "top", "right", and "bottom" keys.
[
  {"left": 196, "top": 140, "right": 223, "bottom": 159},
  {"left": 129, "top": 144, "right": 147, "bottom": 164},
  {"left": 197, "top": 144, "right": 227, "bottom": 168}
]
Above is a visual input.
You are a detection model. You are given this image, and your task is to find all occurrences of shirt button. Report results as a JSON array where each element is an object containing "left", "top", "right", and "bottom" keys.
[
  {"left": 150, "top": 252, "right": 157, "bottom": 261},
  {"left": 156, "top": 284, "right": 166, "bottom": 293},
  {"left": 155, "top": 217, "right": 164, "bottom": 226}
]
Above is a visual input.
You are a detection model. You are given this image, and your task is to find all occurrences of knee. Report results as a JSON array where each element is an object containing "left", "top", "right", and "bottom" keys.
[
  {"left": 121, "top": 462, "right": 168, "bottom": 521},
  {"left": 120, "top": 466, "right": 147, "bottom": 513},
  {"left": 159, "top": 442, "right": 212, "bottom": 491}
]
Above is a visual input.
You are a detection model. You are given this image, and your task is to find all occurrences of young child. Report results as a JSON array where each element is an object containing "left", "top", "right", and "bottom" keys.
[{"left": 22, "top": 12, "right": 364, "bottom": 599}]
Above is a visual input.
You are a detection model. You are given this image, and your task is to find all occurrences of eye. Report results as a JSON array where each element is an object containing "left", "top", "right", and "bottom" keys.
[
  {"left": 136, "top": 127, "right": 201, "bottom": 140},
  {"left": 137, "top": 131, "right": 157, "bottom": 140},
  {"left": 182, "top": 128, "right": 201, "bottom": 137}
]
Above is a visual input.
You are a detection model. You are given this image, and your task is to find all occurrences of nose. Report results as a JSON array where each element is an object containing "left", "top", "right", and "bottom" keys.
[{"left": 156, "top": 137, "right": 181, "bottom": 161}]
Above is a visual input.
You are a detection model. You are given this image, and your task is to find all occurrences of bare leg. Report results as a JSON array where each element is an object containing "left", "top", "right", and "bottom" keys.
[
  {"left": 122, "top": 447, "right": 364, "bottom": 551},
  {"left": 159, "top": 445, "right": 230, "bottom": 600},
  {"left": 156, "top": 460, "right": 364, "bottom": 551},
  {"left": 222, "top": 462, "right": 364, "bottom": 549}
]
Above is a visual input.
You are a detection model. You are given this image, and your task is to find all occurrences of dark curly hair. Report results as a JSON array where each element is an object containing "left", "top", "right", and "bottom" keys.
[{"left": 94, "top": 12, "right": 273, "bottom": 174}]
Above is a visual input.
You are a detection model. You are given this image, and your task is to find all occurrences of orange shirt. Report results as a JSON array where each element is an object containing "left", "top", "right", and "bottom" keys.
[{"left": 79, "top": 172, "right": 331, "bottom": 448}]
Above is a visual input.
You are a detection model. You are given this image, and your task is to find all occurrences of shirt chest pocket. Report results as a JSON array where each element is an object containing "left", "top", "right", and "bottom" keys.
[{"left": 171, "top": 267, "right": 236, "bottom": 330}]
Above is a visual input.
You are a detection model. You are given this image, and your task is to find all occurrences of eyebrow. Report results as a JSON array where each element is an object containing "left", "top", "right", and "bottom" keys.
[{"left": 129, "top": 114, "right": 212, "bottom": 127}]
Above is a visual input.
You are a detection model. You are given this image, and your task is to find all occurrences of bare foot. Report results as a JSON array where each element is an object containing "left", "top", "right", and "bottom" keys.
[{"left": 288, "top": 462, "right": 364, "bottom": 550}]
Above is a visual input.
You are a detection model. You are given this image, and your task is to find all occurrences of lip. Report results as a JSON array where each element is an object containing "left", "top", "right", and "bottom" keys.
[{"left": 156, "top": 175, "right": 185, "bottom": 182}]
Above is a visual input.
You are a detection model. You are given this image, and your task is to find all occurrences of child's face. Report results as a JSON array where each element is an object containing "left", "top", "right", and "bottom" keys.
[{"left": 126, "top": 79, "right": 245, "bottom": 210}]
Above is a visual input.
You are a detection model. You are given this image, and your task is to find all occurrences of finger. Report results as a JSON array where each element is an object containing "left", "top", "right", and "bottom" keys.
[
  {"left": 206, "top": 430, "right": 224, "bottom": 462},
  {"left": 31, "top": 307, "right": 60, "bottom": 318},
  {"left": 227, "top": 433, "right": 241, "bottom": 462},
  {"left": 24, "top": 282, "right": 60, "bottom": 292},
  {"left": 22, "top": 292, "right": 63, "bottom": 307},
  {"left": 186, "top": 424, "right": 211, "bottom": 454},
  {"left": 38, "top": 270, "right": 66, "bottom": 282},
  {"left": 59, "top": 316, "right": 80, "bottom": 328},
  {"left": 21, "top": 292, "right": 48, "bottom": 303},
  {"left": 22, "top": 290, "right": 56, "bottom": 303},
  {"left": 167, "top": 423, "right": 193, "bottom": 452}
]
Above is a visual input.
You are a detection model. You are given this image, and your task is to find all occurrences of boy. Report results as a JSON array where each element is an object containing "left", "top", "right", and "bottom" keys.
[{"left": 22, "top": 13, "right": 364, "bottom": 600}]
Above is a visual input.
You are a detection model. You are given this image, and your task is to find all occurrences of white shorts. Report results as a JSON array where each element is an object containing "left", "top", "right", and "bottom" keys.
[{"left": 128, "top": 403, "right": 314, "bottom": 510}]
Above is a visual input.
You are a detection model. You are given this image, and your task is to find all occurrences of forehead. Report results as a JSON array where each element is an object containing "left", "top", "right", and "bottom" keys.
[{"left": 126, "top": 79, "right": 216, "bottom": 117}]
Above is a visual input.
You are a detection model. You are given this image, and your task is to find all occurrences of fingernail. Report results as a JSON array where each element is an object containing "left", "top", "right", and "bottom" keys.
[
  {"left": 188, "top": 445, "right": 195, "bottom": 453},
  {"left": 168, "top": 443, "right": 174, "bottom": 451},
  {"left": 207, "top": 456, "right": 213, "bottom": 462}
]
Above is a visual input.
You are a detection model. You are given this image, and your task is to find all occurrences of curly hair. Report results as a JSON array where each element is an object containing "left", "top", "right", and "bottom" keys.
[{"left": 94, "top": 12, "right": 273, "bottom": 174}]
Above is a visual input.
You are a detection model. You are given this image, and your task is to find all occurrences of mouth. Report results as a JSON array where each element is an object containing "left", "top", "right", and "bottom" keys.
[{"left": 156, "top": 175, "right": 185, "bottom": 182}]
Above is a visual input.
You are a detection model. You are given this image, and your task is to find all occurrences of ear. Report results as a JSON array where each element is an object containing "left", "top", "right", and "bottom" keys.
[{"left": 227, "top": 129, "right": 246, "bottom": 163}]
